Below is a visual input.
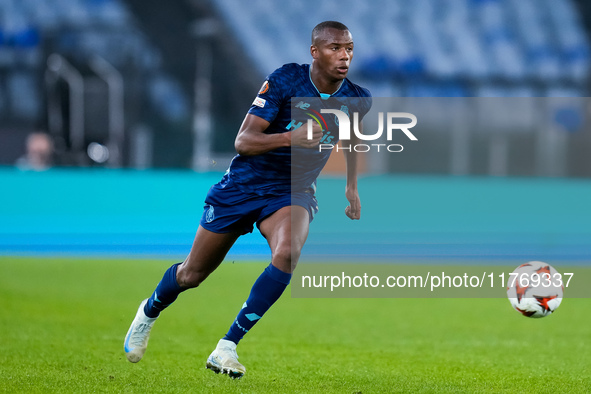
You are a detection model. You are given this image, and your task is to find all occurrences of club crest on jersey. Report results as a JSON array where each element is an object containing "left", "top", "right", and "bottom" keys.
[
  {"left": 334, "top": 105, "right": 349, "bottom": 126},
  {"left": 205, "top": 205, "right": 215, "bottom": 223},
  {"left": 258, "top": 80, "right": 269, "bottom": 94}
]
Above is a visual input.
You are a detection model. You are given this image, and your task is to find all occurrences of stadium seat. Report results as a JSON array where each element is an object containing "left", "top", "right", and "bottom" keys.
[
  {"left": 211, "top": 0, "right": 590, "bottom": 96},
  {"left": 148, "top": 73, "right": 190, "bottom": 122},
  {"left": 7, "top": 72, "right": 39, "bottom": 119}
]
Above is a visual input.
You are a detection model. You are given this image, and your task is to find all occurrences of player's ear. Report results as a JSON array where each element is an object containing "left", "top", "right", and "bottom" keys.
[{"left": 310, "top": 45, "right": 318, "bottom": 59}]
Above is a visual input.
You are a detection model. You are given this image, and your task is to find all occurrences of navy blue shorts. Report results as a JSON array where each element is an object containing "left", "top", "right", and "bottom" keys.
[{"left": 200, "top": 176, "right": 318, "bottom": 235}]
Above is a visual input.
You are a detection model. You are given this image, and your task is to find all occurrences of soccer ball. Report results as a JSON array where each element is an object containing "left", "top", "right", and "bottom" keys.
[{"left": 507, "top": 261, "right": 563, "bottom": 318}]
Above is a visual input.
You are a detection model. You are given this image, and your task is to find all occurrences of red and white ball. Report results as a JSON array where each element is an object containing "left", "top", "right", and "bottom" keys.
[{"left": 507, "top": 261, "right": 563, "bottom": 318}]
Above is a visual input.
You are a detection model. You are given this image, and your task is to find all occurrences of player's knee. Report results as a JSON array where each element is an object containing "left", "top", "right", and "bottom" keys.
[
  {"left": 272, "top": 245, "right": 301, "bottom": 271},
  {"left": 176, "top": 265, "right": 207, "bottom": 289}
]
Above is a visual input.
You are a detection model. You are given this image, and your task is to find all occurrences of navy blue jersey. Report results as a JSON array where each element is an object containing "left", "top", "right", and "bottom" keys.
[{"left": 226, "top": 63, "right": 372, "bottom": 195}]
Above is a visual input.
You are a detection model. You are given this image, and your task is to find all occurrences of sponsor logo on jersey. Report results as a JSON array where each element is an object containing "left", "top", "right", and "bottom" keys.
[
  {"left": 286, "top": 101, "right": 336, "bottom": 143},
  {"left": 253, "top": 96, "right": 266, "bottom": 108}
]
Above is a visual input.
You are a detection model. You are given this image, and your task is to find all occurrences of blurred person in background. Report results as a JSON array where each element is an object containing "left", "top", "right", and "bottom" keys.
[{"left": 15, "top": 132, "right": 54, "bottom": 171}]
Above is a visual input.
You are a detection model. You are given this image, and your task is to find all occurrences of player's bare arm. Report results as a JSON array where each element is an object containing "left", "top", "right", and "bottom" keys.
[
  {"left": 234, "top": 114, "right": 287, "bottom": 156},
  {"left": 234, "top": 113, "right": 322, "bottom": 156},
  {"left": 343, "top": 121, "right": 361, "bottom": 220}
]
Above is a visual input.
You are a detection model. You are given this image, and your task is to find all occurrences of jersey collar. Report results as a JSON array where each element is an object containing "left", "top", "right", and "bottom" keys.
[{"left": 308, "top": 64, "right": 344, "bottom": 100}]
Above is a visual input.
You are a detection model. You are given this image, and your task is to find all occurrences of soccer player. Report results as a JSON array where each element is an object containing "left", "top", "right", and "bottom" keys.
[{"left": 124, "top": 20, "right": 371, "bottom": 378}]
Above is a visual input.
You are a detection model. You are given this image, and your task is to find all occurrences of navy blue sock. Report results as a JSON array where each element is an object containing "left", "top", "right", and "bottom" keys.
[
  {"left": 144, "top": 263, "right": 185, "bottom": 318},
  {"left": 224, "top": 263, "right": 292, "bottom": 344}
]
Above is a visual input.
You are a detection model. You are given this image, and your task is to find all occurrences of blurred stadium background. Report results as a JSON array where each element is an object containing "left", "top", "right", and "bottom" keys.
[
  {"left": 1, "top": 0, "right": 591, "bottom": 259},
  {"left": 1, "top": 0, "right": 591, "bottom": 170},
  {"left": 2, "top": 4, "right": 590, "bottom": 391}
]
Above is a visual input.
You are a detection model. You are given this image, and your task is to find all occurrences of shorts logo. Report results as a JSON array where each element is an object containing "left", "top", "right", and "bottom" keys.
[
  {"left": 253, "top": 96, "right": 266, "bottom": 108},
  {"left": 258, "top": 80, "right": 269, "bottom": 94},
  {"left": 206, "top": 205, "right": 215, "bottom": 223}
]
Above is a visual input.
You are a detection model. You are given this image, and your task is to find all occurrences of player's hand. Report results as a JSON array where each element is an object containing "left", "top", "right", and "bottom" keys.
[
  {"left": 291, "top": 122, "right": 322, "bottom": 148},
  {"left": 345, "top": 186, "right": 361, "bottom": 220}
]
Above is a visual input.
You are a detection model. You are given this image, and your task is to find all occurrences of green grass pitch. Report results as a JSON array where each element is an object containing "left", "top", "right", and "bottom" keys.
[{"left": 0, "top": 257, "right": 589, "bottom": 393}]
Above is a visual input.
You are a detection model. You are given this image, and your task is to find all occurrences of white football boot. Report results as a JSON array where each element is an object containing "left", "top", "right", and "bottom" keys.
[
  {"left": 206, "top": 339, "right": 246, "bottom": 378},
  {"left": 124, "top": 299, "right": 157, "bottom": 363}
]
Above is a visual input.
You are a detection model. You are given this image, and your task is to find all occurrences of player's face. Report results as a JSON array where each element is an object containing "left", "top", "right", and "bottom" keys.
[{"left": 311, "top": 28, "right": 354, "bottom": 81}]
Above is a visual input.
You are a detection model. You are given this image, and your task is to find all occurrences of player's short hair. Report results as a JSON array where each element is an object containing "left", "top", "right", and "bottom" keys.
[{"left": 311, "top": 21, "right": 350, "bottom": 44}]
